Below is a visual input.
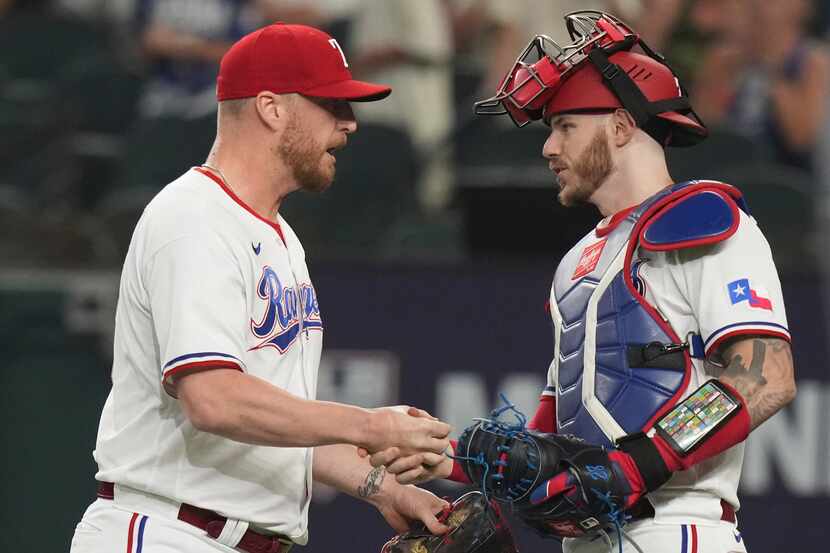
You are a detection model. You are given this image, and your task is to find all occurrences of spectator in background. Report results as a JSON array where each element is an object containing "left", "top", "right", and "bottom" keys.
[
  {"left": 135, "top": 0, "right": 331, "bottom": 120},
  {"left": 137, "top": 0, "right": 250, "bottom": 119},
  {"left": 53, "top": 0, "right": 136, "bottom": 25},
  {"left": 450, "top": 0, "right": 642, "bottom": 97},
  {"left": 693, "top": 0, "right": 830, "bottom": 173},
  {"left": 347, "top": 0, "right": 455, "bottom": 211},
  {"left": 635, "top": 0, "right": 745, "bottom": 85}
]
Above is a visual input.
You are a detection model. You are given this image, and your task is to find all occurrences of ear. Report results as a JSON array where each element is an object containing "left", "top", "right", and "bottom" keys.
[
  {"left": 611, "top": 109, "right": 637, "bottom": 147},
  {"left": 254, "top": 92, "right": 288, "bottom": 131}
]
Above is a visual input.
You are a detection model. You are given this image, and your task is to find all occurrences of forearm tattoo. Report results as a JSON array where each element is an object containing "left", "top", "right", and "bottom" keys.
[
  {"left": 358, "top": 465, "right": 386, "bottom": 498},
  {"left": 704, "top": 337, "right": 795, "bottom": 428}
]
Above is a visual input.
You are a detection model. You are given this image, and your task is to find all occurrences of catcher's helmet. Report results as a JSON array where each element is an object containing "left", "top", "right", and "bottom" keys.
[{"left": 474, "top": 10, "right": 706, "bottom": 147}]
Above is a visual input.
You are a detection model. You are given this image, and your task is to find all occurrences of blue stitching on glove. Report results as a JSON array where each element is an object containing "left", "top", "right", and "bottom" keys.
[
  {"left": 589, "top": 488, "right": 631, "bottom": 553},
  {"left": 450, "top": 394, "right": 531, "bottom": 502},
  {"left": 491, "top": 393, "right": 528, "bottom": 429}
]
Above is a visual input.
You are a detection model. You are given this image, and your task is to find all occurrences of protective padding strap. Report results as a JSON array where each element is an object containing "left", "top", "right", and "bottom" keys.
[
  {"left": 652, "top": 381, "right": 751, "bottom": 472},
  {"left": 616, "top": 433, "right": 671, "bottom": 492},
  {"left": 585, "top": 46, "right": 691, "bottom": 129},
  {"left": 689, "top": 334, "right": 706, "bottom": 359},
  {"left": 587, "top": 47, "right": 652, "bottom": 127}
]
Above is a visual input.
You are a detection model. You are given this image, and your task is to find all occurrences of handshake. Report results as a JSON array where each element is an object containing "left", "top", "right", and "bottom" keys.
[
  {"left": 358, "top": 406, "right": 455, "bottom": 484},
  {"left": 364, "top": 404, "right": 657, "bottom": 542}
]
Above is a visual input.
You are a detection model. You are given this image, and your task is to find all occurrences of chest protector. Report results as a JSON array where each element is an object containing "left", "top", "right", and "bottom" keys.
[{"left": 549, "top": 180, "right": 749, "bottom": 447}]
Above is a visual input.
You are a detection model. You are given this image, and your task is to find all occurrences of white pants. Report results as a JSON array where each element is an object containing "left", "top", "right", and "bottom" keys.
[
  {"left": 70, "top": 499, "right": 238, "bottom": 553},
  {"left": 563, "top": 519, "right": 749, "bottom": 553}
]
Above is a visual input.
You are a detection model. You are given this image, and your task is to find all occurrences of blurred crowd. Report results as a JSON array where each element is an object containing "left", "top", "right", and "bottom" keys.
[{"left": 1, "top": 0, "right": 829, "bottom": 271}]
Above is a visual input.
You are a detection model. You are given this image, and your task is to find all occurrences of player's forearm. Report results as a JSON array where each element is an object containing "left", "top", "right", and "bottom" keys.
[
  {"left": 314, "top": 444, "right": 395, "bottom": 507},
  {"left": 177, "top": 369, "right": 373, "bottom": 448},
  {"left": 704, "top": 337, "right": 797, "bottom": 429}
]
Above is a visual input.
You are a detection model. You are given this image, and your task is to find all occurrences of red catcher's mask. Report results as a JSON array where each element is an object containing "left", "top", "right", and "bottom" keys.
[{"left": 473, "top": 10, "right": 706, "bottom": 146}]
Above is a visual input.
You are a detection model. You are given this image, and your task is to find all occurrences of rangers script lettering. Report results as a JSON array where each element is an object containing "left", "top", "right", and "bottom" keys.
[{"left": 251, "top": 265, "right": 322, "bottom": 353}]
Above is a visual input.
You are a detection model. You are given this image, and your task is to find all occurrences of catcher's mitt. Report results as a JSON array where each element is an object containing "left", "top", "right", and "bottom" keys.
[
  {"left": 380, "top": 491, "right": 518, "bottom": 553},
  {"left": 455, "top": 414, "right": 645, "bottom": 539}
]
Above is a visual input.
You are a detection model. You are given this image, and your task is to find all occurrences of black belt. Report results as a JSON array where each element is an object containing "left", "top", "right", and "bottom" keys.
[{"left": 97, "top": 482, "right": 291, "bottom": 553}]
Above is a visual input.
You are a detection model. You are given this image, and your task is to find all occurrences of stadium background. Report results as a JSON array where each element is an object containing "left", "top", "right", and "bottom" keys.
[{"left": 2, "top": 0, "right": 830, "bottom": 551}]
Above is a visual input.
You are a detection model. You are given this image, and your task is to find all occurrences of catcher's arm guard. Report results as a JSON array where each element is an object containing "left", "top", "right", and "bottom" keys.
[{"left": 380, "top": 491, "right": 518, "bottom": 553}]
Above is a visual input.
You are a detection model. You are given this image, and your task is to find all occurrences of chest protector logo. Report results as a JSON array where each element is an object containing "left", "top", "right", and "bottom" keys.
[
  {"left": 250, "top": 266, "right": 323, "bottom": 353},
  {"left": 549, "top": 181, "right": 748, "bottom": 447}
]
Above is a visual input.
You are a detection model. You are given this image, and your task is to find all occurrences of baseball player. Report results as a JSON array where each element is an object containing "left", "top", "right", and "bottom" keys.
[
  {"left": 70, "top": 23, "right": 453, "bottom": 553},
  {"left": 373, "top": 11, "right": 796, "bottom": 553}
]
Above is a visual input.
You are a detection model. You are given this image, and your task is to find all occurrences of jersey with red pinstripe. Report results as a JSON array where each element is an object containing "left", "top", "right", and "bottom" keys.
[
  {"left": 542, "top": 204, "right": 788, "bottom": 523},
  {"left": 93, "top": 167, "right": 322, "bottom": 544}
]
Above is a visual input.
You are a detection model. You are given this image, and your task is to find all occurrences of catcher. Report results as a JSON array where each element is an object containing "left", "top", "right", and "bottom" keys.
[{"left": 369, "top": 10, "right": 796, "bottom": 553}]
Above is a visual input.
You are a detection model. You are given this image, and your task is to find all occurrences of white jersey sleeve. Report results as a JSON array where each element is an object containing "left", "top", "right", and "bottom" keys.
[
  {"left": 144, "top": 230, "right": 248, "bottom": 395},
  {"left": 673, "top": 211, "right": 790, "bottom": 355}
]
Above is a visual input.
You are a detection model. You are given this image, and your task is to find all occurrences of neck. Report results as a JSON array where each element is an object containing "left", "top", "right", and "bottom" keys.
[
  {"left": 590, "top": 143, "right": 673, "bottom": 217},
  {"left": 203, "top": 135, "right": 296, "bottom": 222}
]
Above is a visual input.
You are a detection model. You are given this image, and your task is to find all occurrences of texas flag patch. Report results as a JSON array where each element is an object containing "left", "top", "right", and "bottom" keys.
[{"left": 728, "top": 278, "right": 772, "bottom": 310}]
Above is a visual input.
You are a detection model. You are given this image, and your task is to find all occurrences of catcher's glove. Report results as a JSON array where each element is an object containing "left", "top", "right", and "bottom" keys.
[
  {"left": 456, "top": 419, "right": 653, "bottom": 539},
  {"left": 380, "top": 491, "right": 518, "bottom": 553}
]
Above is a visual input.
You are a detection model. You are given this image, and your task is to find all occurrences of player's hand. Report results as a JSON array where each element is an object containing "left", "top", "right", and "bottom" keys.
[
  {"left": 362, "top": 406, "right": 451, "bottom": 458},
  {"left": 376, "top": 483, "right": 450, "bottom": 535},
  {"left": 371, "top": 444, "right": 454, "bottom": 485},
  {"left": 357, "top": 406, "right": 439, "bottom": 457}
]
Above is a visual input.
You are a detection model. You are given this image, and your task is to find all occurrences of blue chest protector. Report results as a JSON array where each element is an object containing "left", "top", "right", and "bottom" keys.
[{"left": 548, "top": 180, "right": 749, "bottom": 447}]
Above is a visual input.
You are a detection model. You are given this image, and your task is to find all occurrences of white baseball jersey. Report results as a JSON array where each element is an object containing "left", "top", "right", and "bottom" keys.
[
  {"left": 636, "top": 208, "right": 787, "bottom": 521},
  {"left": 549, "top": 205, "right": 789, "bottom": 523},
  {"left": 94, "top": 167, "right": 323, "bottom": 544}
]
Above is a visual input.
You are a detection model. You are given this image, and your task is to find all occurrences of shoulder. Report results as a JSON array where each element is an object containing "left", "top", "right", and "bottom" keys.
[
  {"left": 638, "top": 181, "right": 747, "bottom": 252},
  {"left": 138, "top": 170, "right": 238, "bottom": 257}
]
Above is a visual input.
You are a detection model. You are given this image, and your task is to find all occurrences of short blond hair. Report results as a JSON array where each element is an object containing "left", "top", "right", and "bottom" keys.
[{"left": 218, "top": 97, "right": 253, "bottom": 118}]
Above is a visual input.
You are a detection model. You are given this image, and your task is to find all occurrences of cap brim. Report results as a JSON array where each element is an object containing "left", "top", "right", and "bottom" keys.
[{"left": 304, "top": 79, "right": 391, "bottom": 102}]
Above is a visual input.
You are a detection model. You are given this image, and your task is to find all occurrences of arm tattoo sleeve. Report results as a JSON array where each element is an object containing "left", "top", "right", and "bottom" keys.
[
  {"left": 357, "top": 465, "right": 386, "bottom": 498},
  {"left": 705, "top": 337, "right": 795, "bottom": 429}
]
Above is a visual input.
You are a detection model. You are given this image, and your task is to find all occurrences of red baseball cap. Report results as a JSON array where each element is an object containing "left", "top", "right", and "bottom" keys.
[{"left": 217, "top": 22, "right": 391, "bottom": 102}]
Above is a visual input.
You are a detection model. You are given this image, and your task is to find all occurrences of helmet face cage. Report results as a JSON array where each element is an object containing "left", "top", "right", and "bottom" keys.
[{"left": 473, "top": 10, "right": 639, "bottom": 126}]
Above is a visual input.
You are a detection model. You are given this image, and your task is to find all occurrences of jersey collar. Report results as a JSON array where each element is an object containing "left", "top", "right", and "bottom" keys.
[
  {"left": 596, "top": 205, "right": 637, "bottom": 237},
  {"left": 194, "top": 166, "right": 286, "bottom": 244}
]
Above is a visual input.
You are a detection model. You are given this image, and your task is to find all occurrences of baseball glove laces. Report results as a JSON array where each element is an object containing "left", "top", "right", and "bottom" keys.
[{"left": 452, "top": 395, "right": 648, "bottom": 553}]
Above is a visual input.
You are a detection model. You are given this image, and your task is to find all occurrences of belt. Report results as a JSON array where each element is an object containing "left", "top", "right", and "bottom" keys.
[
  {"left": 97, "top": 482, "right": 291, "bottom": 553},
  {"left": 628, "top": 498, "right": 736, "bottom": 524}
]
